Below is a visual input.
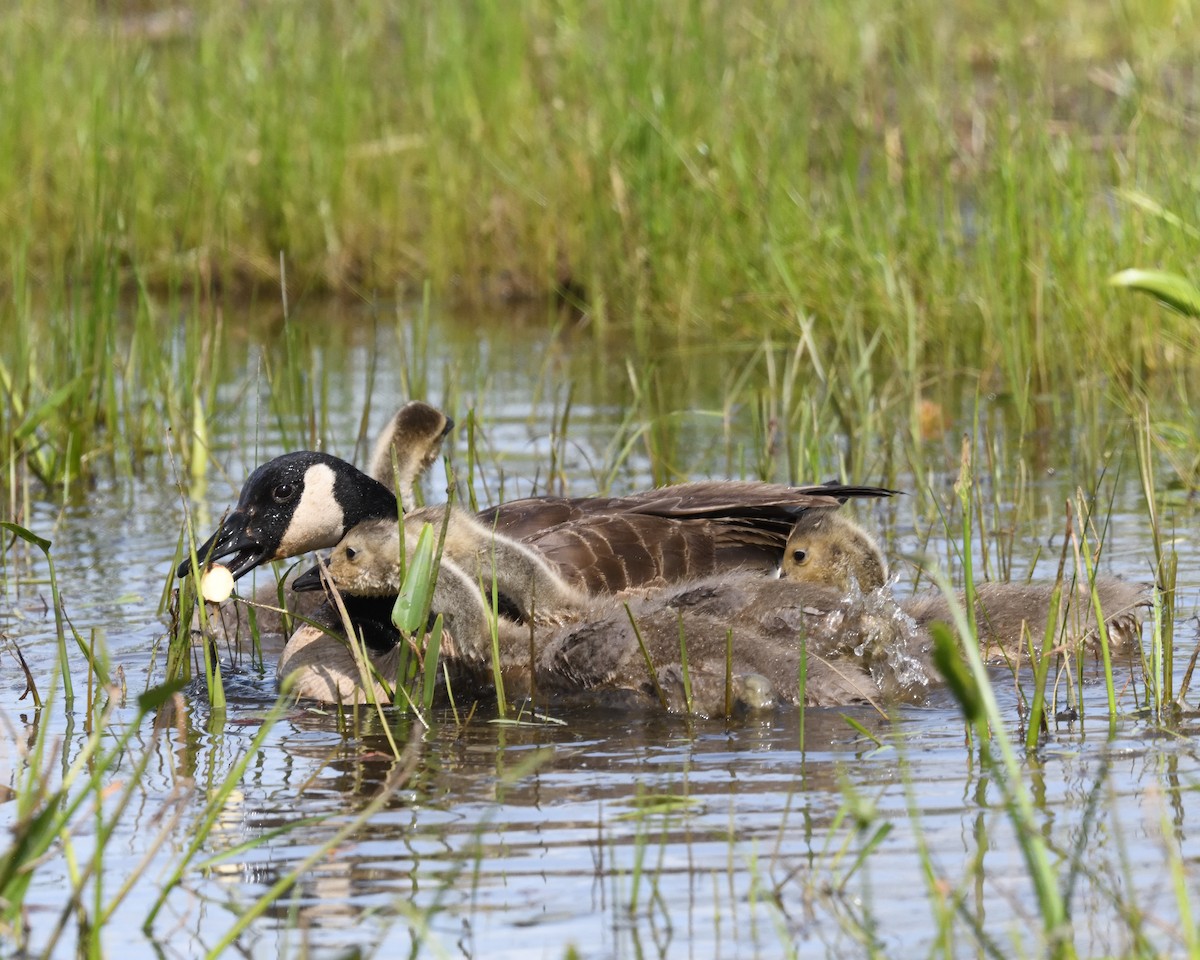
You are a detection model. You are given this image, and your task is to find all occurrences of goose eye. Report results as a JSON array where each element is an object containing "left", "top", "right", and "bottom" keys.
[
  {"left": 345, "top": 546, "right": 358, "bottom": 561},
  {"left": 791, "top": 549, "right": 807, "bottom": 565},
  {"left": 271, "top": 483, "right": 296, "bottom": 503}
]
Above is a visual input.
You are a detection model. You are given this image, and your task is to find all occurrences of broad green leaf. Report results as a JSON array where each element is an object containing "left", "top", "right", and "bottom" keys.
[
  {"left": 0, "top": 521, "right": 51, "bottom": 552},
  {"left": 392, "top": 522, "right": 436, "bottom": 633},
  {"left": 138, "top": 678, "right": 190, "bottom": 714},
  {"left": 930, "top": 622, "right": 983, "bottom": 725},
  {"left": 1109, "top": 268, "right": 1200, "bottom": 318}
]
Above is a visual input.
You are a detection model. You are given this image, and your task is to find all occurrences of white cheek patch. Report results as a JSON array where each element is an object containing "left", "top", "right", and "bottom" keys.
[{"left": 275, "top": 464, "right": 345, "bottom": 556}]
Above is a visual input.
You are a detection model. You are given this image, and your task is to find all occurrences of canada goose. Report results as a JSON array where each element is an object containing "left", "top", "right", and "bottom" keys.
[
  {"left": 779, "top": 508, "right": 1150, "bottom": 652},
  {"left": 178, "top": 401, "right": 453, "bottom": 644}
]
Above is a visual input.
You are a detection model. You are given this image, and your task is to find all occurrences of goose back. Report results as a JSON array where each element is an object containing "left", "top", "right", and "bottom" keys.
[
  {"left": 488, "top": 480, "right": 898, "bottom": 592},
  {"left": 480, "top": 480, "right": 897, "bottom": 541},
  {"left": 520, "top": 513, "right": 787, "bottom": 592}
]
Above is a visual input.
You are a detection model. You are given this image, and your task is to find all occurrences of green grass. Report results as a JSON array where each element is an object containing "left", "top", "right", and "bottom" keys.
[
  {"left": 2, "top": 411, "right": 1195, "bottom": 956},
  {"left": 4, "top": 3, "right": 1200, "bottom": 956},
  {"left": 4, "top": 0, "right": 1200, "bottom": 497}
]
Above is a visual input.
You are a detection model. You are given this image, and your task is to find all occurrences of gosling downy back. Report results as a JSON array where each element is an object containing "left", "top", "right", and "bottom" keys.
[
  {"left": 533, "top": 574, "right": 931, "bottom": 715},
  {"left": 279, "top": 563, "right": 930, "bottom": 713},
  {"left": 905, "top": 578, "right": 1151, "bottom": 654}
]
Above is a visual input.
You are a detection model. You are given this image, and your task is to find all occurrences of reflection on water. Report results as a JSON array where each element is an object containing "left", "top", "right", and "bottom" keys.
[
  {"left": 2, "top": 301, "right": 1200, "bottom": 958},
  {"left": 105, "top": 688, "right": 1200, "bottom": 959}
]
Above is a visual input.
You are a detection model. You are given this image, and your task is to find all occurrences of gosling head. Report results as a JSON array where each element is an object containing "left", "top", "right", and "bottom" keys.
[
  {"left": 780, "top": 509, "right": 887, "bottom": 592},
  {"left": 291, "top": 518, "right": 496, "bottom": 662},
  {"left": 292, "top": 518, "right": 404, "bottom": 597}
]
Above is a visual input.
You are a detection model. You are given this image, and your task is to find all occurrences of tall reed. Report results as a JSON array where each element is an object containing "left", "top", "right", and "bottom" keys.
[{"left": 6, "top": 1, "right": 1200, "bottom": 501}]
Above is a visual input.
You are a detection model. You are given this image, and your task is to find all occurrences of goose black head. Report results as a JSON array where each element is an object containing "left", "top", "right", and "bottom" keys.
[{"left": 177, "top": 451, "right": 399, "bottom": 581}]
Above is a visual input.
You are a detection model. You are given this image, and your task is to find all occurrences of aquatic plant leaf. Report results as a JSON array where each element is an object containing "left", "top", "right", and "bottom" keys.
[
  {"left": 393, "top": 522, "right": 436, "bottom": 633},
  {"left": 0, "top": 521, "right": 51, "bottom": 552},
  {"left": 930, "top": 623, "right": 983, "bottom": 725},
  {"left": 12, "top": 377, "right": 83, "bottom": 443},
  {"left": 421, "top": 614, "right": 443, "bottom": 712},
  {"left": 840, "top": 713, "right": 882, "bottom": 747},
  {"left": 1109, "top": 268, "right": 1200, "bottom": 318},
  {"left": 137, "top": 679, "right": 189, "bottom": 714}
]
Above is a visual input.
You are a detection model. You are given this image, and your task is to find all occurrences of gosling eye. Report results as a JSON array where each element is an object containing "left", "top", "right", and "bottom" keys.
[
  {"left": 271, "top": 482, "right": 296, "bottom": 503},
  {"left": 791, "top": 549, "right": 807, "bottom": 565},
  {"left": 345, "top": 546, "right": 358, "bottom": 562}
]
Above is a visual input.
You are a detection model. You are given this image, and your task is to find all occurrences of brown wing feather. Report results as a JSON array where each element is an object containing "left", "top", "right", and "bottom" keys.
[
  {"left": 477, "top": 496, "right": 630, "bottom": 541},
  {"left": 524, "top": 514, "right": 787, "bottom": 593},
  {"left": 472, "top": 481, "right": 898, "bottom": 593},
  {"left": 616, "top": 481, "right": 897, "bottom": 518},
  {"left": 479, "top": 482, "right": 897, "bottom": 541}
]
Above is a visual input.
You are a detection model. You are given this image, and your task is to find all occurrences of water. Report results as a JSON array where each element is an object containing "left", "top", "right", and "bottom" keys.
[{"left": 3, "top": 302, "right": 1200, "bottom": 958}]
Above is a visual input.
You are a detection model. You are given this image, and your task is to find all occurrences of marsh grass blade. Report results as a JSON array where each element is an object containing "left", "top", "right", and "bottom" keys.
[
  {"left": 927, "top": 579, "right": 1074, "bottom": 958},
  {"left": 676, "top": 612, "right": 693, "bottom": 715},
  {"left": 1, "top": 522, "right": 71, "bottom": 706},
  {"left": 626, "top": 603, "right": 668, "bottom": 712},
  {"left": 1024, "top": 591, "right": 1061, "bottom": 753},
  {"left": 1136, "top": 407, "right": 1177, "bottom": 711}
]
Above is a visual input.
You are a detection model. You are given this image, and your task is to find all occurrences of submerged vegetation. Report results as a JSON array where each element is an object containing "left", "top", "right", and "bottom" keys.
[{"left": 3, "top": 0, "right": 1200, "bottom": 957}]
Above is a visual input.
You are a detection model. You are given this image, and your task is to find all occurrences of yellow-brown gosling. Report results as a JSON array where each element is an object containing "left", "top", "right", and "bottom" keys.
[{"left": 779, "top": 508, "right": 1150, "bottom": 653}]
